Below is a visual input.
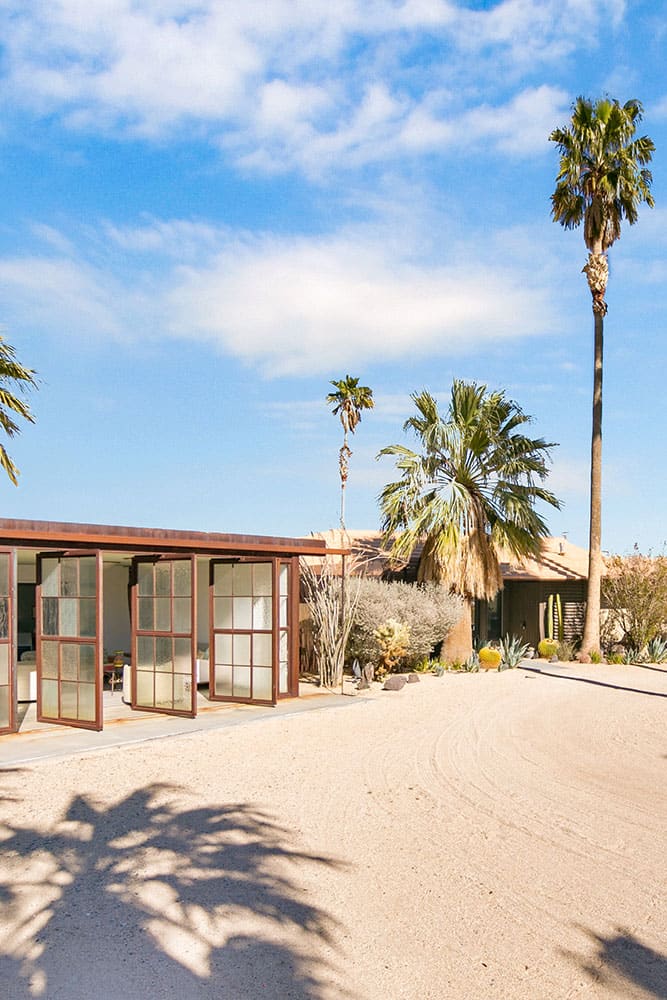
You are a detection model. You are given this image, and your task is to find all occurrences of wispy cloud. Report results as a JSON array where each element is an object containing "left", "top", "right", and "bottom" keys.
[
  {"left": 0, "top": 1, "right": 622, "bottom": 173},
  {"left": 0, "top": 215, "right": 560, "bottom": 374}
]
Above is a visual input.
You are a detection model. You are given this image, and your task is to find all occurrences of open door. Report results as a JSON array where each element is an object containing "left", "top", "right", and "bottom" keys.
[
  {"left": 0, "top": 550, "right": 16, "bottom": 734},
  {"left": 131, "top": 555, "right": 196, "bottom": 717},
  {"left": 37, "top": 552, "right": 102, "bottom": 731},
  {"left": 209, "top": 560, "right": 276, "bottom": 705}
]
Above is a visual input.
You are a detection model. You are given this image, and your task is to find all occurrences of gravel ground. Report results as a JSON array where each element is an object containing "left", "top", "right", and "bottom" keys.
[{"left": 1, "top": 662, "right": 666, "bottom": 999}]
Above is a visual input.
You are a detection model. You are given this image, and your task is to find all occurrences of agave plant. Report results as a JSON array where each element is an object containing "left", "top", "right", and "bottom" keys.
[
  {"left": 498, "top": 634, "right": 530, "bottom": 670},
  {"left": 646, "top": 635, "right": 667, "bottom": 664}
]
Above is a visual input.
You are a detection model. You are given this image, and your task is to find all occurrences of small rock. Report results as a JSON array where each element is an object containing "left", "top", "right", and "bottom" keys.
[
  {"left": 406, "top": 673, "right": 420, "bottom": 683},
  {"left": 383, "top": 675, "right": 407, "bottom": 691}
]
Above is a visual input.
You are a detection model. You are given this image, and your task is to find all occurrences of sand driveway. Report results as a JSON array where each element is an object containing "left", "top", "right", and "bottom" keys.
[{"left": 1, "top": 661, "right": 665, "bottom": 999}]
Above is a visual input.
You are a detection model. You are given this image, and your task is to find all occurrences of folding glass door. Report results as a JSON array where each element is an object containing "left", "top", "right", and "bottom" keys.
[
  {"left": 132, "top": 556, "right": 196, "bottom": 717},
  {"left": 37, "top": 552, "right": 102, "bottom": 731},
  {"left": 209, "top": 559, "right": 295, "bottom": 705},
  {"left": 0, "top": 550, "right": 15, "bottom": 734}
]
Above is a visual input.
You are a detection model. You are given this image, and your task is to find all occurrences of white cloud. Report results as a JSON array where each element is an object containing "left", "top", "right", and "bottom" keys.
[
  {"left": 0, "top": 1, "right": 623, "bottom": 170},
  {"left": 0, "top": 216, "right": 559, "bottom": 375}
]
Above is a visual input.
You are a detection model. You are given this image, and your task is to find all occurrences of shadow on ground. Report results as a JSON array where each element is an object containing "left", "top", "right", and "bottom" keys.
[
  {"left": 0, "top": 777, "right": 348, "bottom": 999},
  {"left": 520, "top": 665, "right": 667, "bottom": 699},
  {"left": 566, "top": 925, "right": 667, "bottom": 999}
]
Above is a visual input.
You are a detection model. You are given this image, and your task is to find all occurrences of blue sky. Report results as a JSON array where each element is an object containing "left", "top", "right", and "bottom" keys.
[{"left": 0, "top": 0, "right": 665, "bottom": 553}]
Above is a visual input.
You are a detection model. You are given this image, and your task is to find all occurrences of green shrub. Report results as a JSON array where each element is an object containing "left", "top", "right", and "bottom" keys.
[
  {"left": 556, "top": 640, "right": 576, "bottom": 662},
  {"left": 646, "top": 635, "right": 667, "bottom": 663},
  {"left": 537, "top": 638, "right": 559, "bottom": 659},
  {"left": 590, "top": 649, "right": 603, "bottom": 663},
  {"left": 479, "top": 646, "right": 501, "bottom": 669},
  {"left": 607, "top": 652, "right": 624, "bottom": 664}
]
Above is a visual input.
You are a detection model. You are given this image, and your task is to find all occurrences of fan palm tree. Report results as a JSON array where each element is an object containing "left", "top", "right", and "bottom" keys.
[
  {"left": 0, "top": 336, "right": 37, "bottom": 485},
  {"left": 550, "top": 97, "right": 654, "bottom": 655},
  {"left": 378, "top": 381, "right": 560, "bottom": 657},
  {"left": 327, "top": 375, "right": 374, "bottom": 530}
]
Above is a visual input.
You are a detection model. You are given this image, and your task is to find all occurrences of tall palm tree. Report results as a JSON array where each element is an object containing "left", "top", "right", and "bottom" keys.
[
  {"left": 0, "top": 336, "right": 37, "bottom": 486},
  {"left": 550, "top": 97, "right": 654, "bottom": 655},
  {"left": 378, "top": 381, "right": 560, "bottom": 657},
  {"left": 327, "top": 375, "right": 374, "bottom": 530}
]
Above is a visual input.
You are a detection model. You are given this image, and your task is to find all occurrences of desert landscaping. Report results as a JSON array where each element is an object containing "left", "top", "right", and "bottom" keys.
[{"left": 1, "top": 661, "right": 665, "bottom": 999}]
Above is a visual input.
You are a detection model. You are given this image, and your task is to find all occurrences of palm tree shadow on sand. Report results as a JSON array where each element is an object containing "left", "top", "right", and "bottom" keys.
[
  {"left": 0, "top": 781, "right": 351, "bottom": 999},
  {"left": 564, "top": 925, "right": 667, "bottom": 999}
]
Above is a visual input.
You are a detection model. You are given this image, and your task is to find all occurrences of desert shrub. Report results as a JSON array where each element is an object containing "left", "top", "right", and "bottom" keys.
[
  {"left": 602, "top": 549, "right": 667, "bottom": 650},
  {"left": 498, "top": 634, "right": 530, "bottom": 670},
  {"left": 556, "top": 640, "right": 576, "bottom": 662},
  {"left": 590, "top": 649, "right": 603, "bottom": 664},
  {"left": 537, "top": 638, "right": 559, "bottom": 659},
  {"left": 347, "top": 579, "right": 464, "bottom": 671},
  {"left": 374, "top": 619, "right": 410, "bottom": 679},
  {"left": 607, "top": 652, "right": 624, "bottom": 664},
  {"left": 478, "top": 646, "right": 501, "bottom": 669},
  {"left": 301, "top": 557, "right": 362, "bottom": 688}
]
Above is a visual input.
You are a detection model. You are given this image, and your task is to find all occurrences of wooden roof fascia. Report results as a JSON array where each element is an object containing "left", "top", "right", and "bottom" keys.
[{"left": 0, "top": 518, "right": 329, "bottom": 558}]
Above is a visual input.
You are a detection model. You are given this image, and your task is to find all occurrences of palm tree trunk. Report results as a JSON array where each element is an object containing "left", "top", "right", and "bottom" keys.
[
  {"left": 339, "top": 430, "right": 351, "bottom": 530},
  {"left": 581, "top": 302, "right": 604, "bottom": 655}
]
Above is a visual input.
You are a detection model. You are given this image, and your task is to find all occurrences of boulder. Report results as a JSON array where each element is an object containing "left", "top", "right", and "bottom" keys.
[
  {"left": 383, "top": 675, "right": 407, "bottom": 691},
  {"left": 406, "top": 673, "right": 420, "bottom": 684}
]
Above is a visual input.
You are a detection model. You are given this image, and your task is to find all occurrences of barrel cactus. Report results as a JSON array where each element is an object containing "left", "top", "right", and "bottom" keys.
[
  {"left": 537, "top": 638, "right": 559, "bottom": 659},
  {"left": 478, "top": 646, "right": 502, "bottom": 670}
]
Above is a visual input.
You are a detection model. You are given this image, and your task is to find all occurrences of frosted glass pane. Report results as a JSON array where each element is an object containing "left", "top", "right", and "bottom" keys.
[
  {"left": 215, "top": 633, "right": 232, "bottom": 665},
  {"left": 60, "top": 599, "right": 78, "bottom": 637},
  {"left": 41, "top": 559, "right": 59, "bottom": 597},
  {"left": 174, "top": 638, "right": 191, "bottom": 674},
  {"left": 154, "top": 672, "right": 173, "bottom": 707},
  {"left": 0, "top": 601, "right": 8, "bottom": 640},
  {"left": 61, "top": 644, "right": 78, "bottom": 681},
  {"left": 233, "top": 564, "right": 252, "bottom": 596},
  {"left": 138, "top": 562, "right": 154, "bottom": 596},
  {"left": 280, "top": 631, "right": 288, "bottom": 661},
  {"left": 233, "top": 597, "right": 252, "bottom": 629},
  {"left": 79, "top": 557, "right": 96, "bottom": 598},
  {"left": 42, "top": 598, "right": 58, "bottom": 636},
  {"left": 79, "top": 644, "right": 95, "bottom": 684},
  {"left": 253, "top": 633, "right": 272, "bottom": 667},
  {"left": 0, "top": 643, "right": 8, "bottom": 684},
  {"left": 173, "top": 560, "right": 191, "bottom": 597},
  {"left": 156, "top": 636, "right": 172, "bottom": 672},
  {"left": 155, "top": 562, "right": 171, "bottom": 597},
  {"left": 279, "top": 662, "right": 288, "bottom": 693},
  {"left": 136, "top": 670, "right": 154, "bottom": 706},
  {"left": 42, "top": 641, "right": 58, "bottom": 678},
  {"left": 78, "top": 683, "right": 96, "bottom": 721},
  {"left": 214, "top": 563, "right": 233, "bottom": 596},
  {"left": 172, "top": 673, "right": 191, "bottom": 711},
  {"left": 233, "top": 665, "right": 251, "bottom": 698},
  {"left": 280, "top": 597, "right": 288, "bottom": 628},
  {"left": 138, "top": 598, "right": 154, "bottom": 631},
  {"left": 280, "top": 565, "right": 289, "bottom": 596},
  {"left": 0, "top": 686, "right": 8, "bottom": 728},
  {"left": 253, "top": 666, "right": 272, "bottom": 700},
  {"left": 214, "top": 597, "right": 233, "bottom": 628},
  {"left": 61, "top": 681, "right": 78, "bottom": 718},
  {"left": 254, "top": 563, "right": 272, "bottom": 596},
  {"left": 137, "top": 635, "right": 154, "bottom": 670},
  {"left": 155, "top": 597, "right": 171, "bottom": 632},
  {"left": 252, "top": 596, "right": 272, "bottom": 630},
  {"left": 233, "top": 634, "right": 251, "bottom": 666},
  {"left": 79, "top": 599, "right": 96, "bottom": 638},
  {"left": 60, "top": 560, "right": 78, "bottom": 597},
  {"left": 41, "top": 679, "right": 59, "bottom": 718},
  {"left": 0, "top": 553, "right": 8, "bottom": 596},
  {"left": 174, "top": 597, "right": 190, "bottom": 634},
  {"left": 215, "top": 664, "right": 232, "bottom": 695}
]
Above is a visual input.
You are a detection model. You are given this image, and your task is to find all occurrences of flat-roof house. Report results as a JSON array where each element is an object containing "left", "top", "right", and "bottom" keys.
[{"left": 0, "top": 518, "right": 328, "bottom": 737}]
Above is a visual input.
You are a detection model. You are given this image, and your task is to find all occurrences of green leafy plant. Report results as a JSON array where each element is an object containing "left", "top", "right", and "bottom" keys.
[
  {"left": 590, "top": 649, "right": 603, "bottom": 663},
  {"left": 374, "top": 618, "right": 410, "bottom": 679},
  {"left": 537, "top": 638, "right": 559, "bottom": 659},
  {"left": 498, "top": 634, "right": 530, "bottom": 670},
  {"left": 607, "top": 652, "right": 624, "bottom": 664},
  {"left": 622, "top": 647, "right": 643, "bottom": 665}
]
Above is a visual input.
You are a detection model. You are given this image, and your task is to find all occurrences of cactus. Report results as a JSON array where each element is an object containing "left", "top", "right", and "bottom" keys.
[
  {"left": 478, "top": 646, "right": 502, "bottom": 670},
  {"left": 546, "top": 593, "right": 554, "bottom": 640},
  {"left": 538, "top": 638, "right": 558, "bottom": 659},
  {"left": 555, "top": 593, "right": 564, "bottom": 642}
]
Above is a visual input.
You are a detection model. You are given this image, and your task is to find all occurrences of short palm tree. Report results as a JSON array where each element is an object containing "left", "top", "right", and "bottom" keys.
[
  {"left": 378, "top": 381, "right": 560, "bottom": 656},
  {"left": 327, "top": 375, "right": 374, "bottom": 530},
  {"left": 550, "top": 97, "right": 654, "bottom": 655},
  {"left": 0, "top": 337, "right": 37, "bottom": 485}
]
